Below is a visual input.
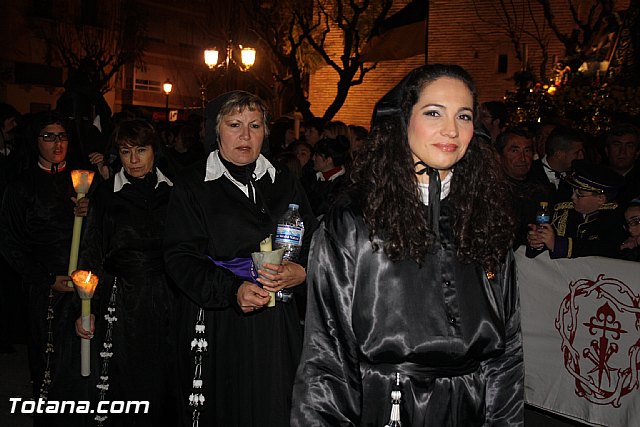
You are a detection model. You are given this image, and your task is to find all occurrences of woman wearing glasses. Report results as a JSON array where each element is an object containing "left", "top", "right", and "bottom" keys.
[
  {"left": 0, "top": 111, "right": 91, "bottom": 425},
  {"left": 527, "top": 160, "right": 627, "bottom": 259}
]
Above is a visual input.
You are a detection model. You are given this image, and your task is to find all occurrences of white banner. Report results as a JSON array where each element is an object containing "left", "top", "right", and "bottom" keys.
[{"left": 516, "top": 248, "right": 640, "bottom": 426}]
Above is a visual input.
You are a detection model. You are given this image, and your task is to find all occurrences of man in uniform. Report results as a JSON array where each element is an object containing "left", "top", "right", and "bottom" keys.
[{"left": 527, "top": 160, "right": 626, "bottom": 259}]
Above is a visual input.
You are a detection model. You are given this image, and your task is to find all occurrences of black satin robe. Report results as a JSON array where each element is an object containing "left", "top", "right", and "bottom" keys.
[
  {"left": 292, "top": 198, "right": 524, "bottom": 426},
  {"left": 163, "top": 160, "right": 317, "bottom": 426},
  {"left": 79, "top": 170, "right": 176, "bottom": 426}
]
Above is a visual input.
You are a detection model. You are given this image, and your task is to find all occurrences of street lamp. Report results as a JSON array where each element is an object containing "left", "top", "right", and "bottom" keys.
[
  {"left": 163, "top": 79, "right": 173, "bottom": 123},
  {"left": 204, "top": 41, "right": 256, "bottom": 71},
  {"left": 201, "top": 41, "right": 256, "bottom": 111}
]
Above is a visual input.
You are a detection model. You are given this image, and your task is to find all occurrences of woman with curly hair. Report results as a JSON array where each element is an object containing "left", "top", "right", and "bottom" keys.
[{"left": 292, "top": 64, "right": 523, "bottom": 426}]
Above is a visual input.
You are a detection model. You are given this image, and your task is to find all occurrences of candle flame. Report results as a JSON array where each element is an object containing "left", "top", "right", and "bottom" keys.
[
  {"left": 71, "top": 170, "right": 95, "bottom": 193},
  {"left": 71, "top": 270, "right": 99, "bottom": 298}
]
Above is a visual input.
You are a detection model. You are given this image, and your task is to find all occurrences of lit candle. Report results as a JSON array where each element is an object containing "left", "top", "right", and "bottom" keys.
[
  {"left": 259, "top": 235, "right": 276, "bottom": 307},
  {"left": 68, "top": 170, "right": 95, "bottom": 287},
  {"left": 71, "top": 270, "right": 99, "bottom": 377}
]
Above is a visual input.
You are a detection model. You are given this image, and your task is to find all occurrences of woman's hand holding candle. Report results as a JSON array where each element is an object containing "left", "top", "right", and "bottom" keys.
[
  {"left": 71, "top": 196, "right": 90, "bottom": 217},
  {"left": 257, "top": 260, "right": 306, "bottom": 292},
  {"left": 237, "top": 281, "right": 271, "bottom": 313},
  {"left": 51, "top": 275, "right": 74, "bottom": 293},
  {"left": 256, "top": 235, "right": 277, "bottom": 307},
  {"left": 75, "top": 314, "right": 95, "bottom": 339}
]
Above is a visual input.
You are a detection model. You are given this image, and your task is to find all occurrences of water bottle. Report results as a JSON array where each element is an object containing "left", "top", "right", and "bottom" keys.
[
  {"left": 526, "top": 201, "right": 550, "bottom": 258},
  {"left": 274, "top": 204, "right": 304, "bottom": 261},
  {"left": 535, "top": 201, "right": 551, "bottom": 226}
]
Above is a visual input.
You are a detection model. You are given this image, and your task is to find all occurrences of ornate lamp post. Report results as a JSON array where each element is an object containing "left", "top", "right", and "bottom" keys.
[{"left": 201, "top": 41, "right": 256, "bottom": 111}]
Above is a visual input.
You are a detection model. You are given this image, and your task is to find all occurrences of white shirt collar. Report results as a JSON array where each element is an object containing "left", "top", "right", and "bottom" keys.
[
  {"left": 418, "top": 170, "right": 453, "bottom": 205},
  {"left": 204, "top": 150, "right": 276, "bottom": 184},
  {"left": 541, "top": 156, "right": 561, "bottom": 188},
  {"left": 113, "top": 167, "right": 173, "bottom": 193},
  {"left": 315, "top": 166, "right": 346, "bottom": 182}
]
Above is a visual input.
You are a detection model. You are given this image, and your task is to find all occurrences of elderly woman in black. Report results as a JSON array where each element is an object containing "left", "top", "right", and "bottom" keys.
[
  {"left": 163, "top": 91, "right": 317, "bottom": 426},
  {"left": 75, "top": 119, "right": 175, "bottom": 426},
  {"left": 292, "top": 64, "right": 523, "bottom": 426}
]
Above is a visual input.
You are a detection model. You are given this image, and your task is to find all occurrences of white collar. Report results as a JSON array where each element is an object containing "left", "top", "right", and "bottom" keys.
[
  {"left": 418, "top": 170, "right": 453, "bottom": 205},
  {"left": 113, "top": 167, "right": 173, "bottom": 193},
  {"left": 37, "top": 160, "right": 66, "bottom": 172},
  {"left": 204, "top": 150, "right": 276, "bottom": 184},
  {"left": 541, "top": 156, "right": 561, "bottom": 188},
  {"left": 315, "top": 166, "right": 346, "bottom": 182}
]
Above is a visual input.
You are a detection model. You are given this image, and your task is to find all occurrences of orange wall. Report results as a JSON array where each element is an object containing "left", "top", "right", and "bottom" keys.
[{"left": 308, "top": 0, "right": 630, "bottom": 129}]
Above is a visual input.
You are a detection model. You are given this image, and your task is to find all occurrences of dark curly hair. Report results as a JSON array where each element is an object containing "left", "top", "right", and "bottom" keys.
[{"left": 350, "top": 64, "right": 514, "bottom": 272}]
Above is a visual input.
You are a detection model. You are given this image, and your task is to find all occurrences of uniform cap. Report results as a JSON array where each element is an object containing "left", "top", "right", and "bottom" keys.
[{"left": 563, "top": 160, "right": 624, "bottom": 193}]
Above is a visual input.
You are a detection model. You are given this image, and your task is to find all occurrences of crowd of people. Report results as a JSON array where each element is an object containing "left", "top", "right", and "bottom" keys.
[
  {"left": 482, "top": 101, "right": 640, "bottom": 260},
  {"left": 0, "top": 61, "right": 638, "bottom": 426}
]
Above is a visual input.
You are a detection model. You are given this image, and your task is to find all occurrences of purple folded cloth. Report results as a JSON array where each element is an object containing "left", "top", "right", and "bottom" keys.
[{"left": 209, "top": 256, "right": 257, "bottom": 284}]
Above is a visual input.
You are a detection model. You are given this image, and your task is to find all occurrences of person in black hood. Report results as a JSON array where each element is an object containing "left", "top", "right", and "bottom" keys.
[
  {"left": 0, "top": 111, "right": 90, "bottom": 426},
  {"left": 304, "top": 135, "right": 350, "bottom": 220},
  {"left": 164, "top": 91, "right": 317, "bottom": 426},
  {"left": 75, "top": 119, "right": 177, "bottom": 426},
  {"left": 292, "top": 64, "right": 523, "bottom": 426}
]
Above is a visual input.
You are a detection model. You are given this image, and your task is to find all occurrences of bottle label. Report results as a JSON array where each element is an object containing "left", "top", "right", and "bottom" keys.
[
  {"left": 536, "top": 214, "right": 550, "bottom": 224},
  {"left": 275, "top": 225, "right": 303, "bottom": 246}
]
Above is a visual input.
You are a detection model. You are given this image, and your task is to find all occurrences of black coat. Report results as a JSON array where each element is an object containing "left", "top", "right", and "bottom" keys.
[
  {"left": 78, "top": 169, "right": 176, "bottom": 426},
  {"left": 292, "top": 197, "right": 524, "bottom": 426},
  {"left": 615, "top": 164, "right": 640, "bottom": 204},
  {"left": 506, "top": 175, "right": 555, "bottom": 248},
  {"left": 0, "top": 166, "right": 89, "bottom": 425},
  {"left": 304, "top": 169, "right": 348, "bottom": 220},
  {"left": 529, "top": 159, "right": 573, "bottom": 205}
]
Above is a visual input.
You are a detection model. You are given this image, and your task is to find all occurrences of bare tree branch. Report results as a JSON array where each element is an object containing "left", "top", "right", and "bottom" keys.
[
  {"left": 35, "top": 0, "right": 146, "bottom": 93},
  {"left": 244, "top": 0, "right": 392, "bottom": 121}
]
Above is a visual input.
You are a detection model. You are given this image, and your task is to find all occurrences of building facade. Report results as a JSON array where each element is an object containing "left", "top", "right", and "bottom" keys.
[{"left": 0, "top": 0, "right": 631, "bottom": 128}]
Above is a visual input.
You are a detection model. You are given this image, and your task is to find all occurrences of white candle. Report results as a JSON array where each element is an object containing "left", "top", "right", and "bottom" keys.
[
  {"left": 81, "top": 299, "right": 91, "bottom": 376},
  {"left": 71, "top": 270, "right": 99, "bottom": 377},
  {"left": 259, "top": 235, "right": 276, "bottom": 307},
  {"left": 68, "top": 170, "right": 95, "bottom": 287}
]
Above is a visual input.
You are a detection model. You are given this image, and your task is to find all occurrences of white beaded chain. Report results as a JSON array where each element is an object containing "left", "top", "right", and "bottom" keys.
[
  {"left": 189, "top": 308, "right": 208, "bottom": 427},
  {"left": 189, "top": 308, "right": 209, "bottom": 427},
  {"left": 39, "top": 289, "right": 55, "bottom": 401},
  {"left": 95, "top": 278, "right": 119, "bottom": 427}
]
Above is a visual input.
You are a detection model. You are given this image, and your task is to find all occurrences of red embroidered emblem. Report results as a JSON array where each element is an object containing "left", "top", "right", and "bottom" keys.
[{"left": 556, "top": 274, "right": 640, "bottom": 407}]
